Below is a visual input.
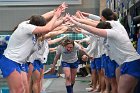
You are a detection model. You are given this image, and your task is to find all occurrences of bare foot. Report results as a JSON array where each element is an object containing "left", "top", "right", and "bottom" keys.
[
  {"left": 86, "top": 87, "right": 93, "bottom": 92},
  {"left": 93, "top": 88, "right": 101, "bottom": 92}
]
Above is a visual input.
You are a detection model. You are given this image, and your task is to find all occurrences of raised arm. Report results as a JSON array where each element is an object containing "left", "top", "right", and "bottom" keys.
[
  {"left": 49, "top": 47, "right": 57, "bottom": 53},
  {"left": 42, "top": 10, "right": 54, "bottom": 21},
  {"left": 44, "top": 25, "right": 68, "bottom": 39},
  {"left": 72, "top": 16, "right": 99, "bottom": 27},
  {"left": 42, "top": 2, "right": 67, "bottom": 20},
  {"left": 81, "top": 11, "right": 101, "bottom": 21},
  {"left": 73, "top": 27, "right": 94, "bottom": 36},
  {"left": 88, "top": 14, "right": 101, "bottom": 21},
  {"left": 69, "top": 16, "right": 107, "bottom": 37},
  {"left": 33, "top": 8, "right": 63, "bottom": 34},
  {"left": 33, "top": 3, "right": 68, "bottom": 34},
  {"left": 48, "top": 35, "right": 67, "bottom": 45},
  {"left": 75, "top": 37, "right": 90, "bottom": 44},
  {"left": 76, "top": 42, "right": 93, "bottom": 59},
  {"left": 52, "top": 13, "right": 70, "bottom": 29}
]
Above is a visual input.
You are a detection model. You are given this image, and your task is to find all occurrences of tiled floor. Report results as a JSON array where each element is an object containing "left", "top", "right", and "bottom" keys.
[
  {"left": 43, "top": 77, "right": 100, "bottom": 93},
  {"left": 0, "top": 76, "right": 100, "bottom": 93}
]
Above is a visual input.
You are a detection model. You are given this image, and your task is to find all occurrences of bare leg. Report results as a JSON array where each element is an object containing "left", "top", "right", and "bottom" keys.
[
  {"left": 40, "top": 68, "right": 44, "bottom": 91},
  {"left": 94, "top": 69, "right": 101, "bottom": 92},
  {"left": 63, "top": 67, "right": 72, "bottom": 93},
  {"left": 32, "top": 70, "right": 41, "bottom": 93},
  {"left": 115, "top": 67, "right": 120, "bottom": 84},
  {"left": 63, "top": 67, "right": 71, "bottom": 85},
  {"left": 118, "top": 74, "right": 138, "bottom": 93},
  {"left": 100, "top": 69, "right": 105, "bottom": 93},
  {"left": 110, "top": 78, "right": 118, "bottom": 93},
  {"left": 71, "top": 68, "right": 77, "bottom": 93},
  {"left": 27, "top": 64, "right": 33, "bottom": 93},
  {"left": 91, "top": 69, "right": 97, "bottom": 91},
  {"left": 71, "top": 68, "right": 77, "bottom": 85},
  {"left": 6, "top": 69, "right": 24, "bottom": 93},
  {"left": 21, "top": 71, "right": 29, "bottom": 93},
  {"left": 27, "top": 64, "right": 33, "bottom": 81},
  {"left": 104, "top": 77, "right": 111, "bottom": 93}
]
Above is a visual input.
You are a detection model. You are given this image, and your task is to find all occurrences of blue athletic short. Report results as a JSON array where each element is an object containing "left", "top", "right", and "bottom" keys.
[
  {"left": 90, "top": 59, "right": 96, "bottom": 70},
  {"left": 32, "top": 60, "right": 42, "bottom": 72},
  {"left": 104, "top": 56, "right": 119, "bottom": 78},
  {"left": 121, "top": 59, "right": 140, "bottom": 79},
  {"left": 0, "top": 55, "right": 22, "bottom": 78},
  {"left": 0, "top": 54, "right": 2, "bottom": 59},
  {"left": 32, "top": 60, "right": 44, "bottom": 72},
  {"left": 101, "top": 54, "right": 107, "bottom": 68},
  {"left": 95, "top": 57, "right": 101, "bottom": 70},
  {"left": 61, "top": 60, "right": 79, "bottom": 69},
  {"left": 20, "top": 63, "right": 29, "bottom": 73},
  {"left": 40, "top": 63, "right": 44, "bottom": 69}
]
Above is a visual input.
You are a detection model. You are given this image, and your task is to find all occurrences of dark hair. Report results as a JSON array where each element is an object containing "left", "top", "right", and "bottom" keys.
[
  {"left": 96, "top": 21, "right": 112, "bottom": 29},
  {"left": 102, "top": 8, "right": 118, "bottom": 21},
  {"left": 13, "top": 15, "right": 46, "bottom": 32},
  {"left": 61, "top": 39, "right": 75, "bottom": 47},
  {"left": 29, "top": 15, "right": 47, "bottom": 26}
]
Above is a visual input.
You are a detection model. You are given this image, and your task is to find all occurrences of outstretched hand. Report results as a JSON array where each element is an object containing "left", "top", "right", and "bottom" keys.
[
  {"left": 61, "top": 2, "right": 68, "bottom": 12},
  {"left": 81, "top": 12, "right": 90, "bottom": 17},
  {"left": 62, "top": 13, "right": 70, "bottom": 23},
  {"left": 67, "top": 15, "right": 77, "bottom": 25},
  {"left": 54, "top": 2, "right": 68, "bottom": 18},
  {"left": 55, "top": 2, "right": 68, "bottom": 13},
  {"left": 72, "top": 27, "right": 82, "bottom": 33},
  {"left": 75, "top": 10, "right": 86, "bottom": 19}
]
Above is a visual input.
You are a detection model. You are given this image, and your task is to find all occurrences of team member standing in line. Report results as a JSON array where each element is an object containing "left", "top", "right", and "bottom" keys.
[
  {"left": 0, "top": 3, "right": 67, "bottom": 93},
  {"left": 73, "top": 9, "right": 122, "bottom": 93},
  {"left": 75, "top": 11, "right": 106, "bottom": 92},
  {"left": 68, "top": 13, "right": 140, "bottom": 93},
  {"left": 73, "top": 28, "right": 100, "bottom": 92},
  {"left": 27, "top": 25, "right": 69, "bottom": 93}
]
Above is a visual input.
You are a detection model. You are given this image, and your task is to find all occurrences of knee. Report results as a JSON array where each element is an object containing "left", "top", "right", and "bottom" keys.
[
  {"left": 14, "top": 84, "right": 24, "bottom": 93},
  {"left": 71, "top": 76, "right": 76, "bottom": 82},
  {"left": 71, "top": 81, "right": 75, "bottom": 84},
  {"left": 65, "top": 76, "right": 71, "bottom": 81}
]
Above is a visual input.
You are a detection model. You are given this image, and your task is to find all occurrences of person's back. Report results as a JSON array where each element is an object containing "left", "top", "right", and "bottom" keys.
[{"left": 4, "top": 21, "right": 36, "bottom": 63}]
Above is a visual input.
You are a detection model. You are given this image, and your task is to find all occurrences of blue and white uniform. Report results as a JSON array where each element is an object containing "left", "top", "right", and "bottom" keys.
[
  {"left": 0, "top": 20, "right": 36, "bottom": 77},
  {"left": 56, "top": 42, "right": 81, "bottom": 68},
  {"left": 27, "top": 39, "right": 49, "bottom": 72},
  {"left": 78, "top": 30, "right": 100, "bottom": 70},
  {"left": 105, "top": 27, "right": 140, "bottom": 79}
]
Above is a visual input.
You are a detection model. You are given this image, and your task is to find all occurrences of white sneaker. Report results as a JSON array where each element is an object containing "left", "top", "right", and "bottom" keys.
[{"left": 85, "top": 87, "right": 93, "bottom": 92}]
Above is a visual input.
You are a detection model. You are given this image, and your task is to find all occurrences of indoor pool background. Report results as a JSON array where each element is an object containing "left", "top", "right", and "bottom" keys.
[{"left": 0, "top": 77, "right": 9, "bottom": 93}]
